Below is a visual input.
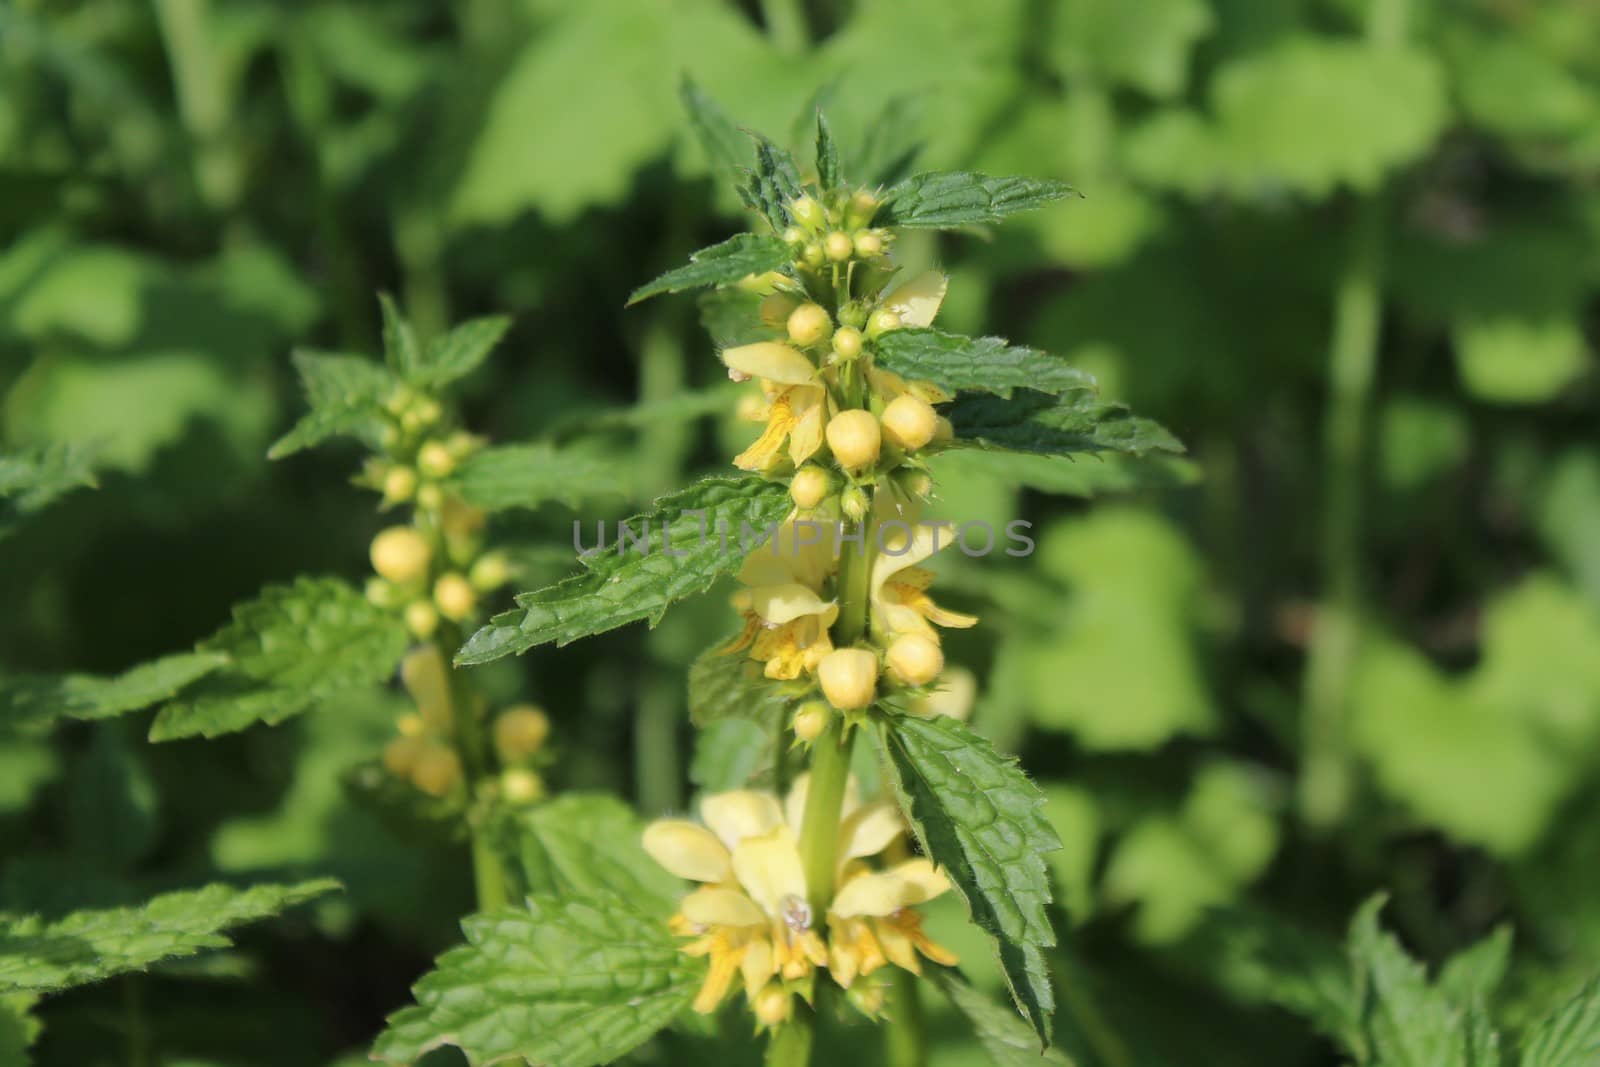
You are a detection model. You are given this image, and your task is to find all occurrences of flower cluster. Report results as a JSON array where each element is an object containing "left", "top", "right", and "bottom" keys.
[
  {"left": 643, "top": 778, "right": 955, "bottom": 1026},
  {"left": 720, "top": 189, "right": 976, "bottom": 734}
]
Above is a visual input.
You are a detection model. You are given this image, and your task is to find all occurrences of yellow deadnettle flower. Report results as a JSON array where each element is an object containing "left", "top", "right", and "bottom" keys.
[
  {"left": 723, "top": 343, "right": 830, "bottom": 473},
  {"left": 871, "top": 523, "right": 979, "bottom": 641},
  {"left": 723, "top": 523, "right": 840, "bottom": 680},
  {"left": 642, "top": 778, "right": 955, "bottom": 1021},
  {"left": 880, "top": 270, "right": 948, "bottom": 328}
]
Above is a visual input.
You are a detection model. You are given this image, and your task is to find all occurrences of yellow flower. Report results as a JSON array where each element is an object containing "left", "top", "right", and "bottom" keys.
[
  {"left": 722, "top": 343, "right": 831, "bottom": 474},
  {"left": 643, "top": 779, "right": 956, "bottom": 1016},
  {"left": 879, "top": 271, "right": 948, "bottom": 328},
  {"left": 871, "top": 524, "right": 978, "bottom": 641},
  {"left": 723, "top": 523, "right": 840, "bottom": 680}
]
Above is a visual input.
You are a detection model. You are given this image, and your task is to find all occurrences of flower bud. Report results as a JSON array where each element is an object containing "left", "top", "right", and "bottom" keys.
[
  {"left": 792, "top": 700, "right": 832, "bottom": 742},
  {"left": 494, "top": 705, "right": 551, "bottom": 762},
  {"left": 396, "top": 713, "right": 425, "bottom": 737},
  {"left": 786, "top": 303, "right": 833, "bottom": 347},
  {"left": 469, "top": 551, "right": 511, "bottom": 591},
  {"left": 802, "top": 243, "right": 825, "bottom": 269},
  {"left": 781, "top": 226, "right": 806, "bottom": 246},
  {"left": 831, "top": 326, "right": 863, "bottom": 361},
  {"left": 433, "top": 573, "right": 476, "bottom": 621},
  {"left": 371, "top": 527, "right": 432, "bottom": 584},
  {"left": 867, "top": 308, "right": 902, "bottom": 338},
  {"left": 842, "top": 485, "right": 870, "bottom": 523},
  {"left": 382, "top": 735, "right": 427, "bottom": 778},
  {"left": 826, "top": 410, "right": 881, "bottom": 471},
  {"left": 416, "top": 483, "right": 445, "bottom": 511},
  {"left": 846, "top": 190, "right": 880, "bottom": 229},
  {"left": 880, "top": 394, "right": 939, "bottom": 452},
  {"left": 818, "top": 648, "right": 879, "bottom": 710},
  {"left": 382, "top": 466, "right": 418, "bottom": 505},
  {"left": 887, "top": 633, "right": 944, "bottom": 687},
  {"left": 417, "top": 441, "right": 456, "bottom": 479},
  {"left": 824, "top": 231, "right": 854, "bottom": 262},
  {"left": 404, "top": 599, "right": 439, "bottom": 639},
  {"left": 933, "top": 416, "right": 954, "bottom": 444},
  {"left": 365, "top": 577, "right": 397, "bottom": 607},
  {"left": 897, "top": 469, "right": 934, "bottom": 499},
  {"left": 754, "top": 984, "right": 793, "bottom": 1027},
  {"left": 500, "top": 768, "right": 545, "bottom": 805},
  {"left": 790, "top": 466, "right": 831, "bottom": 509},
  {"left": 837, "top": 301, "right": 868, "bottom": 329},
  {"left": 790, "top": 196, "right": 825, "bottom": 230},
  {"left": 410, "top": 744, "right": 461, "bottom": 797},
  {"left": 760, "top": 292, "right": 801, "bottom": 329},
  {"left": 854, "top": 230, "right": 884, "bottom": 258},
  {"left": 446, "top": 431, "right": 482, "bottom": 458},
  {"left": 401, "top": 397, "right": 442, "bottom": 432},
  {"left": 847, "top": 979, "right": 886, "bottom": 1017}
]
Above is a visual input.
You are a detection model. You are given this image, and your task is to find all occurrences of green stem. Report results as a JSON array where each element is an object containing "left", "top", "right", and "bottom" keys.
[
  {"left": 1299, "top": 0, "right": 1406, "bottom": 828},
  {"left": 799, "top": 718, "right": 855, "bottom": 914},
  {"left": 1299, "top": 180, "right": 1385, "bottom": 829},
  {"left": 884, "top": 969, "right": 927, "bottom": 1067},
  {"left": 436, "top": 620, "right": 510, "bottom": 911},
  {"left": 759, "top": 0, "right": 810, "bottom": 53},
  {"left": 766, "top": 1006, "right": 815, "bottom": 1067},
  {"left": 124, "top": 978, "right": 150, "bottom": 1067}
]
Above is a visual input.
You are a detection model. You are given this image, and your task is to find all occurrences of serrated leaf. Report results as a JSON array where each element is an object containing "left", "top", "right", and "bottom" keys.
[
  {"left": 1522, "top": 977, "right": 1600, "bottom": 1067},
  {"left": 0, "top": 879, "right": 338, "bottom": 995},
  {"left": 379, "top": 293, "right": 421, "bottom": 382},
  {"left": 410, "top": 315, "right": 511, "bottom": 388},
  {"left": 873, "top": 713, "right": 1060, "bottom": 1047},
  {"left": 1, "top": 651, "right": 226, "bottom": 730},
  {"left": 371, "top": 893, "right": 698, "bottom": 1067},
  {"left": 150, "top": 577, "right": 409, "bottom": 740},
  {"left": 946, "top": 389, "right": 1183, "bottom": 458},
  {"left": 879, "top": 171, "right": 1074, "bottom": 229},
  {"left": 932, "top": 969, "right": 1078, "bottom": 1067},
  {"left": 740, "top": 136, "right": 804, "bottom": 232},
  {"left": 268, "top": 351, "right": 394, "bottom": 459},
  {"left": 628, "top": 234, "right": 793, "bottom": 305},
  {"left": 688, "top": 640, "right": 788, "bottom": 726},
  {"left": 447, "top": 443, "right": 633, "bottom": 512},
  {"left": 815, "top": 111, "right": 841, "bottom": 189},
  {"left": 503, "top": 794, "right": 681, "bottom": 916},
  {"left": 456, "top": 477, "right": 790, "bottom": 664},
  {"left": 0, "top": 445, "right": 97, "bottom": 538},
  {"left": 874, "top": 328, "right": 1096, "bottom": 398},
  {"left": 680, "top": 77, "right": 753, "bottom": 187}
]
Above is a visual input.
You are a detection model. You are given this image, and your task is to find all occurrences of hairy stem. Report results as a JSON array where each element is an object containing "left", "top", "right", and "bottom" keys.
[
  {"left": 437, "top": 620, "right": 510, "bottom": 912},
  {"left": 884, "top": 969, "right": 927, "bottom": 1067}
]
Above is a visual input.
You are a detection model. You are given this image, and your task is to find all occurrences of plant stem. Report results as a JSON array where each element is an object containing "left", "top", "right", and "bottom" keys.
[
  {"left": 884, "top": 969, "right": 927, "bottom": 1067},
  {"left": 1299, "top": 0, "right": 1406, "bottom": 828},
  {"left": 436, "top": 620, "right": 511, "bottom": 911},
  {"left": 124, "top": 978, "right": 150, "bottom": 1067},
  {"left": 766, "top": 1006, "right": 815, "bottom": 1067}
]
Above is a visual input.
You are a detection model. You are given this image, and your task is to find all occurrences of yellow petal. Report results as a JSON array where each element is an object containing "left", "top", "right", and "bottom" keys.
[
  {"left": 722, "top": 343, "right": 816, "bottom": 385},
  {"left": 750, "top": 582, "right": 834, "bottom": 626},
  {"left": 839, "top": 802, "right": 905, "bottom": 860},
  {"left": 788, "top": 401, "right": 826, "bottom": 466},
  {"left": 741, "top": 937, "right": 776, "bottom": 1000},
  {"left": 884, "top": 271, "right": 948, "bottom": 328},
  {"left": 887, "top": 858, "right": 950, "bottom": 903},
  {"left": 870, "top": 523, "right": 950, "bottom": 598},
  {"left": 642, "top": 820, "right": 732, "bottom": 883},
  {"left": 830, "top": 871, "right": 918, "bottom": 918},
  {"left": 681, "top": 887, "right": 767, "bottom": 927},
  {"left": 731, "top": 827, "right": 807, "bottom": 918},
  {"left": 701, "top": 790, "right": 785, "bottom": 849}
]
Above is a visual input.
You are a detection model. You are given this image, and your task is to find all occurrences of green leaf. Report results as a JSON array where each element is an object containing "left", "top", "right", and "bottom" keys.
[
  {"left": 371, "top": 893, "right": 698, "bottom": 1067},
  {"left": 548, "top": 385, "right": 740, "bottom": 439},
  {"left": 853, "top": 96, "right": 923, "bottom": 187},
  {"left": 0, "top": 445, "right": 97, "bottom": 538},
  {"left": 267, "top": 350, "right": 394, "bottom": 459},
  {"left": 740, "top": 136, "right": 804, "bottom": 232},
  {"left": 815, "top": 110, "right": 841, "bottom": 189},
  {"left": 410, "top": 314, "right": 512, "bottom": 388},
  {"left": 1, "top": 652, "right": 227, "bottom": 730},
  {"left": 931, "top": 448, "right": 1200, "bottom": 499},
  {"left": 932, "top": 969, "right": 1078, "bottom": 1067},
  {"left": 680, "top": 77, "right": 753, "bottom": 187},
  {"left": 873, "top": 712, "right": 1060, "bottom": 1047},
  {"left": 379, "top": 293, "right": 422, "bottom": 382},
  {"left": 628, "top": 234, "right": 793, "bottom": 305},
  {"left": 689, "top": 718, "right": 771, "bottom": 793},
  {"left": 1048, "top": 0, "right": 1213, "bottom": 99},
  {"left": 503, "top": 794, "right": 681, "bottom": 916},
  {"left": 874, "top": 328, "right": 1095, "bottom": 398},
  {"left": 945, "top": 389, "right": 1183, "bottom": 458},
  {"left": 150, "top": 577, "right": 409, "bottom": 740},
  {"left": 687, "top": 639, "right": 788, "bottom": 726},
  {"left": 0, "top": 879, "right": 338, "bottom": 995},
  {"left": 456, "top": 476, "right": 791, "bottom": 664},
  {"left": 447, "top": 443, "right": 633, "bottom": 512},
  {"left": 0, "top": 992, "right": 40, "bottom": 1064},
  {"left": 879, "top": 171, "right": 1075, "bottom": 229},
  {"left": 1522, "top": 977, "right": 1600, "bottom": 1067}
]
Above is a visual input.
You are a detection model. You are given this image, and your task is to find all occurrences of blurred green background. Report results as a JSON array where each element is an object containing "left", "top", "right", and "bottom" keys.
[{"left": 2, "top": 0, "right": 1599, "bottom": 1064}]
